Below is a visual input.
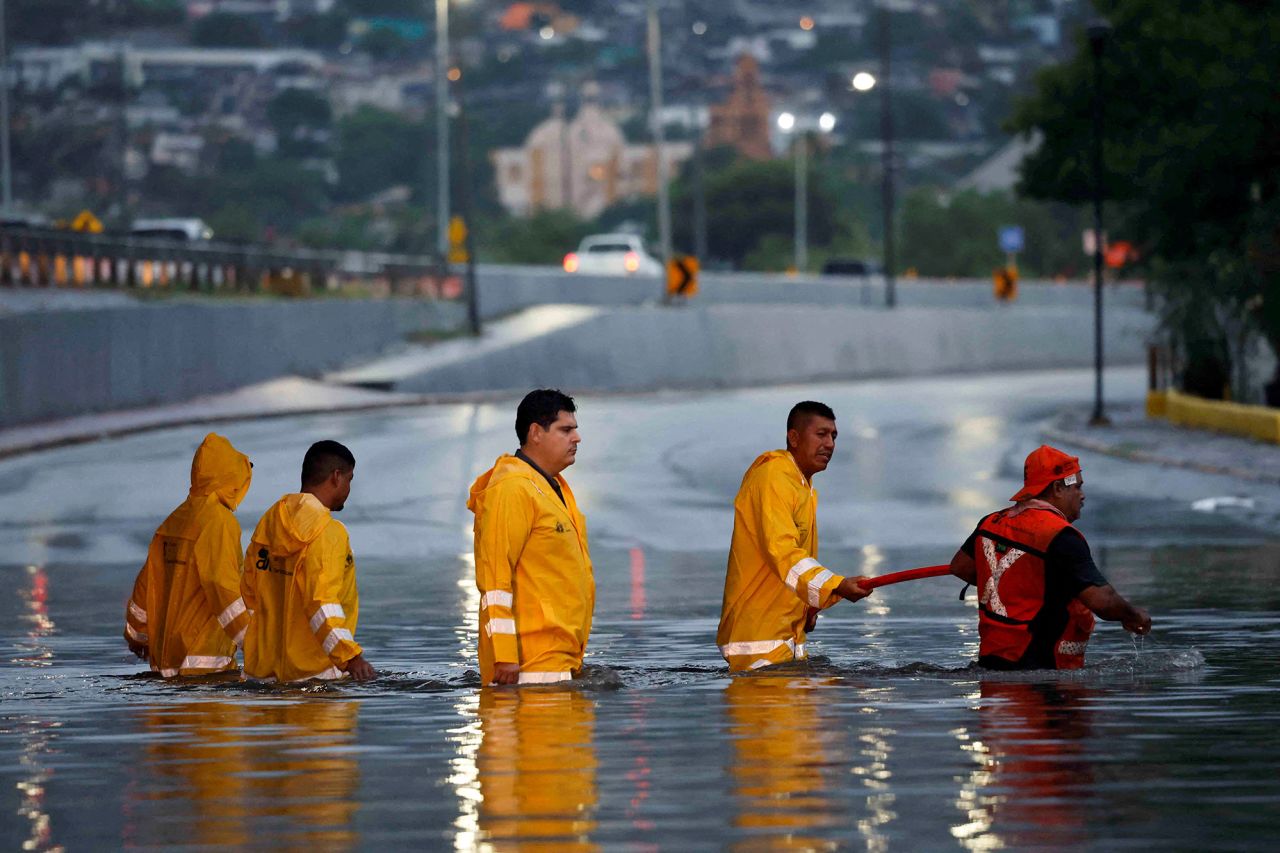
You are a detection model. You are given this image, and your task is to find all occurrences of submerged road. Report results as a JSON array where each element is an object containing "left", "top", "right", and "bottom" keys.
[{"left": 2, "top": 366, "right": 1279, "bottom": 850}]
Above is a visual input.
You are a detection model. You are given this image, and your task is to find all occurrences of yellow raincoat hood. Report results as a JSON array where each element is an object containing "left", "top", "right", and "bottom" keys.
[
  {"left": 253, "top": 493, "right": 332, "bottom": 557},
  {"left": 467, "top": 454, "right": 539, "bottom": 514},
  {"left": 189, "top": 433, "right": 253, "bottom": 511}
]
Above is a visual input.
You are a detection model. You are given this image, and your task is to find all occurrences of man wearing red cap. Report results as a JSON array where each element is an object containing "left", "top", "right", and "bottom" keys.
[{"left": 948, "top": 445, "right": 1150, "bottom": 670}]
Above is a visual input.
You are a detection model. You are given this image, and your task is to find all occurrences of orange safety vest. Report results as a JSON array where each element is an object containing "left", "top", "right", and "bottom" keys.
[{"left": 974, "top": 506, "right": 1095, "bottom": 670}]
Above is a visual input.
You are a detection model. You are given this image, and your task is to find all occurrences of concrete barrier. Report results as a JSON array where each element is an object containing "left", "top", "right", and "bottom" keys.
[
  {"left": 376, "top": 302, "right": 1155, "bottom": 396},
  {"left": 0, "top": 298, "right": 464, "bottom": 428},
  {"left": 1147, "top": 389, "right": 1280, "bottom": 443},
  {"left": 473, "top": 264, "right": 1149, "bottom": 318}
]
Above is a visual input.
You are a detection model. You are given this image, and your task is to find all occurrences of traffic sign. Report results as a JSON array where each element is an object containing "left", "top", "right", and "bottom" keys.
[
  {"left": 70, "top": 210, "right": 103, "bottom": 233},
  {"left": 666, "top": 255, "right": 699, "bottom": 298},
  {"left": 998, "top": 225, "right": 1024, "bottom": 254},
  {"left": 448, "top": 215, "right": 469, "bottom": 263}
]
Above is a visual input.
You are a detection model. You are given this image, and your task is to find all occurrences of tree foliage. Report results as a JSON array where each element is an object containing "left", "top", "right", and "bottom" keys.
[{"left": 1008, "top": 0, "right": 1280, "bottom": 400}]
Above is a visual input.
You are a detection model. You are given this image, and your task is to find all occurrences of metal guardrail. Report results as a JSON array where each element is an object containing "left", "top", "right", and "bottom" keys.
[{"left": 0, "top": 226, "right": 462, "bottom": 298}]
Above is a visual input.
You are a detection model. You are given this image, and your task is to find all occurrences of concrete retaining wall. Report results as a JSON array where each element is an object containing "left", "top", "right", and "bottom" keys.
[
  {"left": 387, "top": 302, "right": 1156, "bottom": 395},
  {"left": 474, "top": 264, "right": 1148, "bottom": 317},
  {"left": 0, "top": 298, "right": 464, "bottom": 427}
]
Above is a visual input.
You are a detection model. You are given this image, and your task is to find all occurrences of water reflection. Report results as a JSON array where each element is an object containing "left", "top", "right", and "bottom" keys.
[
  {"left": 124, "top": 699, "right": 360, "bottom": 849},
  {"left": 953, "top": 681, "right": 1093, "bottom": 850},
  {"left": 722, "top": 676, "right": 844, "bottom": 849},
  {"left": 476, "top": 687, "right": 597, "bottom": 850}
]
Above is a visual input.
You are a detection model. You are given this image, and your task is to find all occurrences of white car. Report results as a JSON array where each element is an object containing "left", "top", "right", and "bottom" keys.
[{"left": 563, "top": 233, "right": 663, "bottom": 277}]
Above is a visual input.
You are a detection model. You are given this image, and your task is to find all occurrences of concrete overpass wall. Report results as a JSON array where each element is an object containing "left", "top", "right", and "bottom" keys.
[
  {"left": 0, "top": 298, "right": 464, "bottom": 428},
  {"left": 474, "top": 264, "right": 1148, "bottom": 317},
  {"left": 386, "top": 302, "right": 1155, "bottom": 396}
]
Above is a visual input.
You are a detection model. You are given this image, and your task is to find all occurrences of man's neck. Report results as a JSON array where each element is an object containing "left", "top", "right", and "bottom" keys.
[
  {"left": 518, "top": 447, "right": 562, "bottom": 479},
  {"left": 787, "top": 449, "right": 815, "bottom": 483}
]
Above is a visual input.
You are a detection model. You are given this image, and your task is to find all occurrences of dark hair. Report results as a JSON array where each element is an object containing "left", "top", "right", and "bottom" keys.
[
  {"left": 787, "top": 400, "right": 836, "bottom": 432},
  {"left": 516, "top": 388, "right": 576, "bottom": 445},
  {"left": 301, "top": 440, "right": 355, "bottom": 488}
]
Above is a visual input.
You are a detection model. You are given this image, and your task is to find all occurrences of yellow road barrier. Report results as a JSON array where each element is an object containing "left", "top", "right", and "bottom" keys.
[{"left": 1147, "top": 389, "right": 1280, "bottom": 443}]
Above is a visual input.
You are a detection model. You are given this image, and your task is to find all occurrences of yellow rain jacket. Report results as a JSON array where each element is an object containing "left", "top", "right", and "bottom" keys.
[
  {"left": 468, "top": 454, "right": 594, "bottom": 685},
  {"left": 124, "top": 433, "right": 253, "bottom": 677},
  {"left": 241, "top": 493, "right": 362, "bottom": 682},
  {"left": 717, "top": 450, "right": 845, "bottom": 671}
]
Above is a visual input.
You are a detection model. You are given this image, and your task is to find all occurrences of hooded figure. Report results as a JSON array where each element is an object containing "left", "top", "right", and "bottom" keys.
[
  {"left": 240, "top": 492, "right": 362, "bottom": 682},
  {"left": 467, "top": 454, "right": 594, "bottom": 686},
  {"left": 124, "top": 433, "right": 253, "bottom": 677}
]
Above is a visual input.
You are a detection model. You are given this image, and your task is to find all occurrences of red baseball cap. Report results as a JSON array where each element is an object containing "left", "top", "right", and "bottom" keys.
[{"left": 1010, "top": 445, "right": 1082, "bottom": 501}]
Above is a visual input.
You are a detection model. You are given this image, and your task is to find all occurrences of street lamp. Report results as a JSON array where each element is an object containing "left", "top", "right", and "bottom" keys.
[
  {"left": 1087, "top": 18, "right": 1111, "bottom": 426},
  {"left": 435, "top": 0, "right": 450, "bottom": 263},
  {"left": 777, "top": 111, "right": 836, "bottom": 274}
]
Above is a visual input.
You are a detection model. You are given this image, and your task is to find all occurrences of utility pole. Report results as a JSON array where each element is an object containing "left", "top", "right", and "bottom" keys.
[
  {"left": 456, "top": 92, "right": 481, "bottom": 336},
  {"left": 1, "top": 0, "right": 13, "bottom": 212},
  {"left": 647, "top": 0, "right": 672, "bottom": 273},
  {"left": 879, "top": 2, "right": 896, "bottom": 308},
  {"left": 1088, "top": 19, "right": 1112, "bottom": 425},
  {"left": 795, "top": 132, "right": 808, "bottom": 274},
  {"left": 693, "top": 118, "right": 708, "bottom": 262},
  {"left": 435, "top": 0, "right": 450, "bottom": 264}
]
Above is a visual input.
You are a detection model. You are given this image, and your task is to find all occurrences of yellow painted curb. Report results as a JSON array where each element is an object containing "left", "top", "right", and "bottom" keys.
[{"left": 1148, "top": 389, "right": 1280, "bottom": 444}]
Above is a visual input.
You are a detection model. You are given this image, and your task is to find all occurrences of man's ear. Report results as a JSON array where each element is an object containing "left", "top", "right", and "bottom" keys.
[{"left": 786, "top": 428, "right": 798, "bottom": 450}]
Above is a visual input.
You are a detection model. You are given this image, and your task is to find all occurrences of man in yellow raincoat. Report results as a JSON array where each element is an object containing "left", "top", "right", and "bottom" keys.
[
  {"left": 124, "top": 433, "right": 253, "bottom": 677},
  {"left": 717, "top": 401, "right": 872, "bottom": 671},
  {"left": 241, "top": 440, "right": 375, "bottom": 682},
  {"left": 468, "top": 389, "right": 594, "bottom": 686}
]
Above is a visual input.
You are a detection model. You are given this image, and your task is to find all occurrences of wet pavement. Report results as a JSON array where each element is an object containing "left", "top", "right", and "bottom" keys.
[{"left": 2, "top": 366, "right": 1279, "bottom": 850}]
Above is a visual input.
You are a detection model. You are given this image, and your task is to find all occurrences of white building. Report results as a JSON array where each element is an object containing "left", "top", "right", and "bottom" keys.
[{"left": 492, "top": 86, "right": 692, "bottom": 219}]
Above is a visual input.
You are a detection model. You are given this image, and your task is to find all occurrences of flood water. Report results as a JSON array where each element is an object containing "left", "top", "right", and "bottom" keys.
[{"left": 3, "top": 368, "right": 1279, "bottom": 850}]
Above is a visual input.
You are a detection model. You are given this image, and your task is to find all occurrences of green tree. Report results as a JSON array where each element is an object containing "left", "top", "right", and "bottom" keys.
[
  {"left": 480, "top": 210, "right": 593, "bottom": 265},
  {"left": 1008, "top": 0, "right": 1280, "bottom": 399},
  {"left": 267, "top": 89, "right": 333, "bottom": 158},
  {"left": 333, "top": 107, "right": 428, "bottom": 203},
  {"left": 671, "top": 150, "right": 838, "bottom": 270}
]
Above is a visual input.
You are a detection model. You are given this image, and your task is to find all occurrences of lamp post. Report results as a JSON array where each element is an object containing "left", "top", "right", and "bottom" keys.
[
  {"left": 647, "top": 0, "right": 673, "bottom": 274},
  {"left": 878, "top": 2, "right": 896, "bottom": 308},
  {"left": 1087, "top": 19, "right": 1111, "bottom": 426},
  {"left": 777, "top": 110, "right": 835, "bottom": 275},
  {"left": 435, "top": 0, "right": 450, "bottom": 264},
  {"left": 0, "top": 0, "right": 11, "bottom": 212}
]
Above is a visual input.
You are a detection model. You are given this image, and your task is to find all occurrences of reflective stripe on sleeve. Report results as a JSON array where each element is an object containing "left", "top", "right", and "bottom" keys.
[
  {"left": 309, "top": 603, "right": 346, "bottom": 633},
  {"left": 1057, "top": 641, "right": 1088, "bottom": 656},
  {"left": 180, "top": 655, "right": 233, "bottom": 671},
  {"left": 232, "top": 625, "right": 246, "bottom": 647},
  {"left": 516, "top": 671, "right": 572, "bottom": 684},
  {"left": 128, "top": 600, "right": 147, "bottom": 623},
  {"left": 785, "top": 557, "right": 821, "bottom": 591},
  {"left": 322, "top": 627, "right": 354, "bottom": 653},
  {"left": 217, "top": 597, "right": 247, "bottom": 628},
  {"left": 311, "top": 665, "right": 345, "bottom": 680},
  {"left": 126, "top": 623, "right": 148, "bottom": 643},
  {"left": 808, "top": 568, "right": 835, "bottom": 607},
  {"left": 480, "top": 590, "right": 514, "bottom": 610},
  {"left": 485, "top": 618, "right": 517, "bottom": 637}
]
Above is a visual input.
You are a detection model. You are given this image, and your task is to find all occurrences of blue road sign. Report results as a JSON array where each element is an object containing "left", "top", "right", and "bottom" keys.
[{"left": 998, "top": 225, "right": 1025, "bottom": 254}]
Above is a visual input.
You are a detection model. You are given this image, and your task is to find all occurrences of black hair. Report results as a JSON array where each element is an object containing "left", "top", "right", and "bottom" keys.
[
  {"left": 516, "top": 388, "right": 576, "bottom": 445},
  {"left": 786, "top": 400, "right": 836, "bottom": 433},
  {"left": 301, "top": 440, "right": 355, "bottom": 488}
]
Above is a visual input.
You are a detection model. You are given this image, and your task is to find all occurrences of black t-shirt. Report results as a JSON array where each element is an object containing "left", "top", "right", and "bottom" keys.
[
  {"left": 962, "top": 515, "right": 1108, "bottom": 669},
  {"left": 515, "top": 449, "right": 566, "bottom": 506}
]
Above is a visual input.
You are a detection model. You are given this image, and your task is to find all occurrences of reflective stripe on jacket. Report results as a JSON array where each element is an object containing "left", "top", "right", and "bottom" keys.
[
  {"left": 467, "top": 454, "right": 595, "bottom": 685},
  {"left": 717, "top": 450, "right": 844, "bottom": 672},
  {"left": 975, "top": 505, "right": 1095, "bottom": 670},
  {"left": 125, "top": 433, "right": 252, "bottom": 677},
  {"left": 241, "top": 493, "right": 361, "bottom": 682}
]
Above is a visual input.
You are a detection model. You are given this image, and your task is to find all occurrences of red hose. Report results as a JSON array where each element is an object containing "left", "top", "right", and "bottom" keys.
[{"left": 861, "top": 565, "right": 953, "bottom": 590}]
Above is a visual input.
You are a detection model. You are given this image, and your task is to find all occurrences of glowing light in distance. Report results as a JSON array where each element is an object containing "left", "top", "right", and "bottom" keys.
[
  {"left": 777, "top": 112, "right": 796, "bottom": 132},
  {"left": 818, "top": 112, "right": 837, "bottom": 132},
  {"left": 852, "top": 71, "right": 877, "bottom": 92}
]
